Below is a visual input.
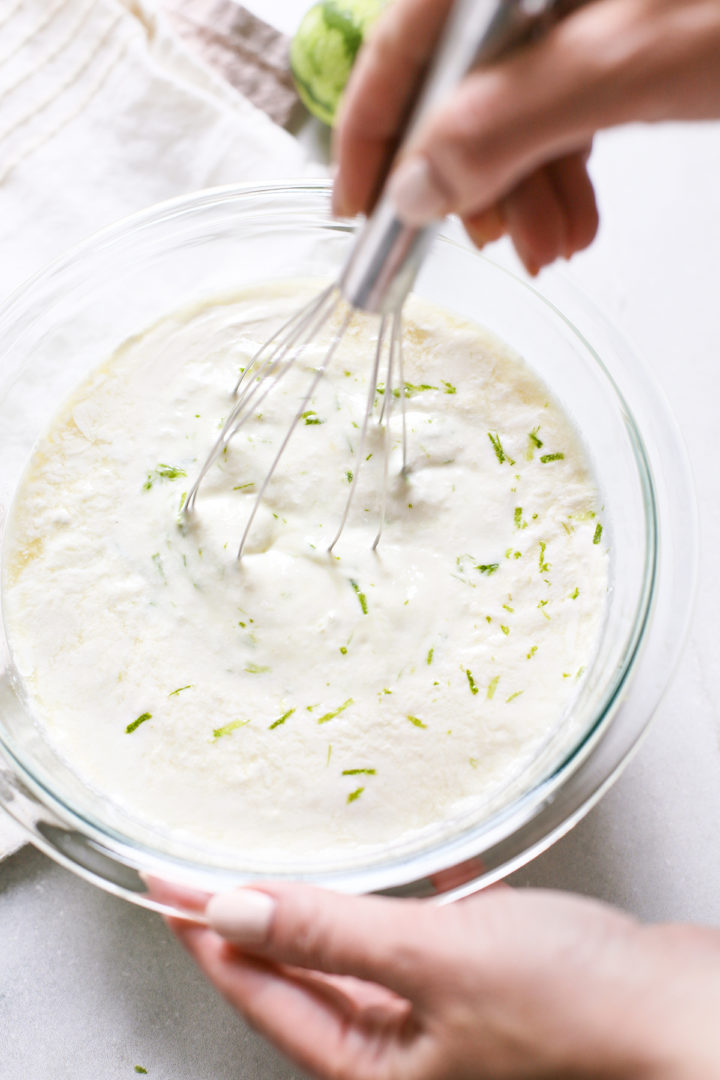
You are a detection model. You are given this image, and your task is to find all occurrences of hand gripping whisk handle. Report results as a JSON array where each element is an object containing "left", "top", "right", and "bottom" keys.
[{"left": 337, "top": 0, "right": 563, "bottom": 315}]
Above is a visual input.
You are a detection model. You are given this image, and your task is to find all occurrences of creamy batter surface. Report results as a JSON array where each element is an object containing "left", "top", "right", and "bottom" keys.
[{"left": 2, "top": 281, "right": 608, "bottom": 866}]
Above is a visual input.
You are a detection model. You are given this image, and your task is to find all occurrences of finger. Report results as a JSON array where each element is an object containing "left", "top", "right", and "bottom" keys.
[
  {"left": 332, "top": 0, "right": 455, "bottom": 216},
  {"left": 545, "top": 150, "right": 599, "bottom": 258},
  {"left": 144, "top": 873, "right": 210, "bottom": 917},
  {"left": 500, "top": 166, "right": 568, "bottom": 275},
  {"left": 172, "top": 922, "right": 419, "bottom": 1080},
  {"left": 386, "top": 0, "right": 668, "bottom": 225},
  {"left": 206, "top": 883, "right": 452, "bottom": 1003},
  {"left": 462, "top": 203, "right": 506, "bottom": 250}
]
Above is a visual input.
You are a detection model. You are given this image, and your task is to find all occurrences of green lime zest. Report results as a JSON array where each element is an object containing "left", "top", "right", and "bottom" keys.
[
  {"left": 407, "top": 714, "right": 427, "bottom": 728},
  {"left": 593, "top": 523, "right": 603, "bottom": 544},
  {"left": 350, "top": 579, "right": 368, "bottom": 614},
  {"left": 426, "top": 647, "right": 434, "bottom": 665},
  {"left": 347, "top": 786, "right": 364, "bottom": 803},
  {"left": 466, "top": 669, "right": 479, "bottom": 695},
  {"left": 126, "top": 712, "right": 151, "bottom": 734},
  {"left": 213, "top": 719, "right": 250, "bottom": 739},
  {"left": 134, "top": 1069, "right": 148, "bottom": 1076},
  {"left": 476, "top": 562, "right": 499, "bottom": 575},
  {"left": 245, "top": 662, "right": 271, "bottom": 674},
  {"left": 488, "top": 431, "right": 514, "bottom": 465},
  {"left": 157, "top": 463, "right": 186, "bottom": 479},
  {"left": 342, "top": 767, "right": 376, "bottom": 776},
  {"left": 302, "top": 409, "right": 324, "bottom": 425},
  {"left": 168, "top": 685, "right": 192, "bottom": 697},
  {"left": 538, "top": 541, "right": 550, "bottom": 573},
  {"left": 442, "top": 380, "right": 457, "bottom": 394},
  {"left": 317, "top": 697, "right": 354, "bottom": 724},
  {"left": 506, "top": 690, "right": 524, "bottom": 703},
  {"left": 269, "top": 708, "right": 296, "bottom": 730},
  {"left": 540, "top": 452, "right": 564, "bottom": 463},
  {"left": 487, "top": 675, "right": 500, "bottom": 700}
]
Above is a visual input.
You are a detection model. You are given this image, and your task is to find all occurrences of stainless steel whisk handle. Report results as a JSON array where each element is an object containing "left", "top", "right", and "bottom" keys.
[{"left": 338, "top": 0, "right": 563, "bottom": 314}]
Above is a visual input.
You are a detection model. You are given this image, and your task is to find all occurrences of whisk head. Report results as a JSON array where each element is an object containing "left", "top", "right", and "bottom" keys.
[{"left": 184, "top": 284, "right": 409, "bottom": 558}]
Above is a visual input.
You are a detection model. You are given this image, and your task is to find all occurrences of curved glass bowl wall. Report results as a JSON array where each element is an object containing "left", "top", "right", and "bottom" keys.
[{"left": 0, "top": 183, "right": 696, "bottom": 914}]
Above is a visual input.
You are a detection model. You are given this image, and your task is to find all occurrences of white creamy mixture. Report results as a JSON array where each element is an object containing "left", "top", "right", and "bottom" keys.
[{"left": 3, "top": 282, "right": 607, "bottom": 866}]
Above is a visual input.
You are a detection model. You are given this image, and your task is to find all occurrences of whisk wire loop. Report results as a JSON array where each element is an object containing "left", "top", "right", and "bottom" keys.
[{"left": 236, "top": 301, "right": 351, "bottom": 559}]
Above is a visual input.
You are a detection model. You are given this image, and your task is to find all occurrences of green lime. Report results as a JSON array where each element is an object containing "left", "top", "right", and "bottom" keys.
[{"left": 290, "top": 0, "right": 389, "bottom": 127}]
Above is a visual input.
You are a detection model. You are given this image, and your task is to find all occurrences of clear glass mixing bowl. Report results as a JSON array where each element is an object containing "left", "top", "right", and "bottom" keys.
[{"left": 0, "top": 182, "right": 696, "bottom": 915}]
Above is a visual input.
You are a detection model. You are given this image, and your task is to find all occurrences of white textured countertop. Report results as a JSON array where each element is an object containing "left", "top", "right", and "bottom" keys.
[{"left": 2, "top": 3, "right": 720, "bottom": 1077}]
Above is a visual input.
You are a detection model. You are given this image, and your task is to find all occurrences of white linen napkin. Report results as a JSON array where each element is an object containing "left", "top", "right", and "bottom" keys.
[{"left": 0, "top": 0, "right": 309, "bottom": 858}]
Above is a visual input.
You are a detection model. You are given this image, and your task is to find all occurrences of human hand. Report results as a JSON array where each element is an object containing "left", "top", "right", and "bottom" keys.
[
  {"left": 332, "top": 0, "right": 720, "bottom": 274},
  {"left": 167, "top": 882, "right": 720, "bottom": 1079}
]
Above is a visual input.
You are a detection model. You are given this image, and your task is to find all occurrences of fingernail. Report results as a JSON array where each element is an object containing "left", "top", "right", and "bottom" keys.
[
  {"left": 206, "top": 889, "right": 275, "bottom": 945},
  {"left": 388, "top": 157, "right": 448, "bottom": 226},
  {"left": 331, "top": 186, "right": 346, "bottom": 217}
]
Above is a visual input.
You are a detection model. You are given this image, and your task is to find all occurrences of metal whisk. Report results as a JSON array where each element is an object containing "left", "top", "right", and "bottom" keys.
[{"left": 185, "top": 0, "right": 563, "bottom": 557}]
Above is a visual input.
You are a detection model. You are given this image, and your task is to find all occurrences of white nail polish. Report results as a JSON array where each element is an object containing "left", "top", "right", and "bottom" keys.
[
  {"left": 206, "top": 889, "right": 275, "bottom": 945},
  {"left": 388, "top": 157, "right": 448, "bottom": 226}
]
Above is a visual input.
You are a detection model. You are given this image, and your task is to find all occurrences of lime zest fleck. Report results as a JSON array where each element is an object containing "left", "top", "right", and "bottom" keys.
[
  {"left": 156, "top": 463, "right": 187, "bottom": 480},
  {"left": 301, "top": 409, "right": 323, "bottom": 425},
  {"left": 244, "top": 662, "right": 271, "bottom": 674},
  {"left": 327, "top": 744, "right": 332, "bottom": 765},
  {"left": 350, "top": 579, "right": 368, "bottom": 614},
  {"left": 576, "top": 665, "right": 585, "bottom": 680},
  {"left": 407, "top": 714, "right": 427, "bottom": 728},
  {"left": 134, "top": 1069, "right": 148, "bottom": 1076},
  {"left": 500, "top": 624, "right": 510, "bottom": 636},
  {"left": 502, "top": 603, "right": 514, "bottom": 613},
  {"left": 269, "top": 708, "right": 296, "bottom": 730},
  {"left": 345, "top": 469, "right": 353, "bottom": 483},
  {"left": 340, "top": 645, "right": 348, "bottom": 655},
  {"left": 538, "top": 541, "right": 551, "bottom": 573},
  {"left": 506, "top": 690, "right": 524, "bottom": 703},
  {"left": 466, "top": 669, "right": 479, "bottom": 695},
  {"left": 442, "top": 380, "right": 457, "bottom": 394},
  {"left": 529, "top": 428, "right": 543, "bottom": 449},
  {"left": 347, "top": 786, "right": 364, "bottom": 803},
  {"left": 168, "top": 685, "right": 192, "bottom": 697},
  {"left": 126, "top": 712, "right": 151, "bottom": 734},
  {"left": 213, "top": 719, "right": 250, "bottom": 739},
  {"left": 233, "top": 482, "right": 255, "bottom": 491},
  {"left": 427, "top": 647, "right": 434, "bottom": 665},
  {"left": 537, "top": 599, "right": 551, "bottom": 620},
  {"left": 540, "top": 452, "right": 564, "bottom": 463},
  {"left": 476, "top": 563, "right": 499, "bottom": 575},
  {"left": 570, "top": 586, "right": 580, "bottom": 599},
  {"left": 526, "top": 645, "right": 538, "bottom": 660},
  {"left": 514, "top": 507, "right": 527, "bottom": 530},
  {"left": 488, "top": 431, "right": 514, "bottom": 465},
  {"left": 342, "top": 768, "right": 376, "bottom": 776},
  {"left": 317, "top": 697, "right": 354, "bottom": 725},
  {"left": 469, "top": 757, "right": 479, "bottom": 769},
  {"left": 487, "top": 675, "right": 500, "bottom": 700},
  {"left": 593, "top": 522, "right": 603, "bottom": 544}
]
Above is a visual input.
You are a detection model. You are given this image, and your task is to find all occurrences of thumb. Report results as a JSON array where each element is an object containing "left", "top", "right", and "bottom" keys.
[
  {"left": 386, "top": 0, "right": 682, "bottom": 225},
  {"left": 206, "top": 883, "right": 450, "bottom": 1002}
]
